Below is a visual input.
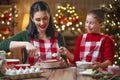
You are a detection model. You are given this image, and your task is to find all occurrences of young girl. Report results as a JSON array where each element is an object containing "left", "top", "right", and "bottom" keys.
[{"left": 59, "top": 9, "right": 115, "bottom": 70}]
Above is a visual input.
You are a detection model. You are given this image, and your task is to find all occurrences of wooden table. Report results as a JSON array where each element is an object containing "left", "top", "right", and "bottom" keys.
[{"left": 25, "top": 67, "right": 98, "bottom": 80}]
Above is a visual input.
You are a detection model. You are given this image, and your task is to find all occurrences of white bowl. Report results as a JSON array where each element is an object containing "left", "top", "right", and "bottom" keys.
[{"left": 76, "top": 61, "right": 92, "bottom": 69}]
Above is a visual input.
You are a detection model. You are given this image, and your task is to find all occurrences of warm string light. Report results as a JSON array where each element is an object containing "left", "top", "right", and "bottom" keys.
[
  {"left": 0, "top": 5, "right": 18, "bottom": 40},
  {"left": 7, "top": 52, "right": 12, "bottom": 57},
  {"left": 101, "top": 0, "right": 120, "bottom": 65},
  {"left": 53, "top": 4, "right": 83, "bottom": 35},
  {"left": 109, "top": 4, "right": 113, "bottom": 9},
  {"left": 0, "top": 7, "right": 18, "bottom": 25}
]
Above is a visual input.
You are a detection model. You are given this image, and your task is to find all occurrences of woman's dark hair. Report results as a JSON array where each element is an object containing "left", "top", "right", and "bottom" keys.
[
  {"left": 26, "top": 1, "right": 55, "bottom": 38},
  {"left": 87, "top": 8, "right": 106, "bottom": 23}
]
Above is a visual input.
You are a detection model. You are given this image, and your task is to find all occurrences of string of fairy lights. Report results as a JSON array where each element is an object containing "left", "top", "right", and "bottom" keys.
[
  {"left": 105, "top": 13, "right": 120, "bottom": 65},
  {"left": 53, "top": 4, "right": 83, "bottom": 35},
  {"left": 0, "top": 5, "right": 18, "bottom": 40},
  {"left": 101, "top": 0, "right": 120, "bottom": 65},
  {"left": 105, "top": 3, "right": 120, "bottom": 28}
]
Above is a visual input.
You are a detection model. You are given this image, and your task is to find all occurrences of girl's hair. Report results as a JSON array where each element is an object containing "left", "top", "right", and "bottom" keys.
[
  {"left": 26, "top": 1, "right": 55, "bottom": 38},
  {"left": 87, "top": 8, "right": 106, "bottom": 23}
]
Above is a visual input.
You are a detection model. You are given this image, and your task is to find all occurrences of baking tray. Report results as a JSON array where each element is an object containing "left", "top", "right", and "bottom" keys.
[{"left": 5, "top": 71, "right": 43, "bottom": 80}]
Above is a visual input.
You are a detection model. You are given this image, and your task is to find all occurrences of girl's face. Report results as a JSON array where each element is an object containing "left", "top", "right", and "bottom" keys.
[
  {"left": 32, "top": 11, "right": 50, "bottom": 33},
  {"left": 85, "top": 14, "right": 103, "bottom": 33}
]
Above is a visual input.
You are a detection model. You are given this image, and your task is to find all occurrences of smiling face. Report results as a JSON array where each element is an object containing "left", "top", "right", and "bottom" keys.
[
  {"left": 32, "top": 11, "right": 50, "bottom": 33},
  {"left": 85, "top": 14, "right": 103, "bottom": 33}
]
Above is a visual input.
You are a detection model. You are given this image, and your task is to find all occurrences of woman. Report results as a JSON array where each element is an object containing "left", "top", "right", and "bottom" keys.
[
  {"left": 59, "top": 8, "right": 115, "bottom": 70},
  {"left": 0, "top": 1, "right": 67, "bottom": 65}
]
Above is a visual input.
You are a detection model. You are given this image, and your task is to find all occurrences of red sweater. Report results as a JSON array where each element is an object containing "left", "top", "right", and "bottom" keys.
[{"left": 70, "top": 33, "right": 115, "bottom": 65}]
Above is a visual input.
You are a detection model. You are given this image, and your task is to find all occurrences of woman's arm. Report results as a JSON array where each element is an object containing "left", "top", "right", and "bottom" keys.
[
  {"left": 0, "top": 31, "right": 37, "bottom": 56},
  {"left": 10, "top": 41, "right": 28, "bottom": 49},
  {"left": 0, "top": 31, "right": 29, "bottom": 52},
  {"left": 9, "top": 41, "right": 37, "bottom": 56}
]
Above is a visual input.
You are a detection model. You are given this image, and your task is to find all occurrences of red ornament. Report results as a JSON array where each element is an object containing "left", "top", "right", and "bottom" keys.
[
  {"left": 63, "top": 18, "right": 68, "bottom": 23},
  {"left": 57, "top": 16, "right": 62, "bottom": 23},
  {"left": 70, "top": 18, "right": 75, "bottom": 23},
  {"left": 1, "top": 28, "right": 11, "bottom": 35},
  {"left": 75, "top": 17, "right": 80, "bottom": 22}
]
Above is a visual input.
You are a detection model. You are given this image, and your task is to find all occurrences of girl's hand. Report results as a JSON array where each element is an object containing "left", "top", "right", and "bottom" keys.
[
  {"left": 59, "top": 58, "right": 68, "bottom": 68},
  {"left": 25, "top": 42, "right": 37, "bottom": 56},
  {"left": 58, "top": 47, "right": 74, "bottom": 61},
  {"left": 58, "top": 47, "right": 67, "bottom": 55},
  {"left": 91, "top": 62, "right": 101, "bottom": 70}
]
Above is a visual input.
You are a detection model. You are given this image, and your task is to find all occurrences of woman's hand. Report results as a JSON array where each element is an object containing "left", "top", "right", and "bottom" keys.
[{"left": 25, "top": 42, "right": 37, "bottom": 56}]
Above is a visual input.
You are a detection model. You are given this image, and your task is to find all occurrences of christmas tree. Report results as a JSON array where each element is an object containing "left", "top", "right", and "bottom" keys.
[
  {"left": 53, "top": 4, "right": 84, "bottom": 36},
  {"left": 101, "top": 0, "right": 120, "bottom": 65}
]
